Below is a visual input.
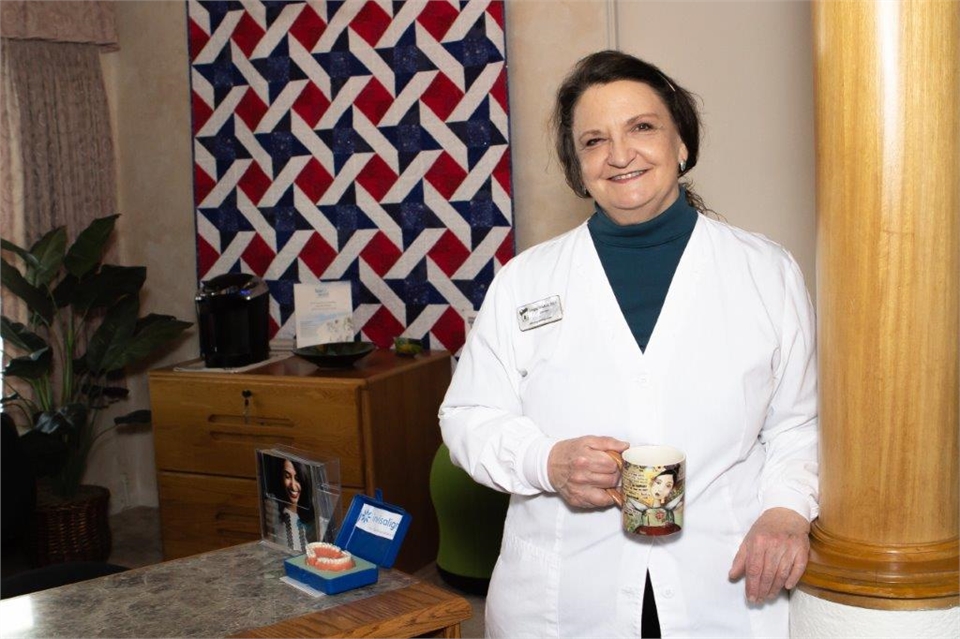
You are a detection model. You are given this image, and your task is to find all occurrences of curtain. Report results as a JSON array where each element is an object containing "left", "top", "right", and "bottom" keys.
[
  {"left": 0, "top": 0, "right": 118, "bottom": 248},
  {"left": 0, "top": 40, "right": 25, "bottom": 249},
  {"left": 0, "top": 2, "right": 121, "bottom": 441},
  {"left": 1, "top": 39, "right": 116, "bottom": 246},
  {"left": 0, "top": 1, "right": 118, "bottom": 50}
]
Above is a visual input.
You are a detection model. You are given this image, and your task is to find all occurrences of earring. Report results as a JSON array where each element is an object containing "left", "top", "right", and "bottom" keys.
[{"left": 679, "top": 160, "right": 687, "bottom": 173}]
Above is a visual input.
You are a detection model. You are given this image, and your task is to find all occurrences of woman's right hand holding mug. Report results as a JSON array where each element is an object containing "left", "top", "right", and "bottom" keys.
[{"left": 548, "top": 436, "right": 630, "bottom": 508}]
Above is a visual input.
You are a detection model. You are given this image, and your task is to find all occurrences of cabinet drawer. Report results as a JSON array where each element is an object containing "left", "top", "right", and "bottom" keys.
[
  {"left": 158, "top": 472, "right": 260, "bottom": 559},
  {"left": 158, "top": 471, "right": 363, "bottom": 560},
  {"left": 151, "top": 377, "right": 364, "bottom": 485}
]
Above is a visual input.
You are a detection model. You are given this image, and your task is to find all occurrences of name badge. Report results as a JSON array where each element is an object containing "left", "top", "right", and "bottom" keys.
[{"left": 517, "top": 295, "right": 563, "bottom": 331}]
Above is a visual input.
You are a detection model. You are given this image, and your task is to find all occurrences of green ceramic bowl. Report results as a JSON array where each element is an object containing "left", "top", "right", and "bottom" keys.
[{"left": 293, "top": 341, "right": 376, "bottom": 368}]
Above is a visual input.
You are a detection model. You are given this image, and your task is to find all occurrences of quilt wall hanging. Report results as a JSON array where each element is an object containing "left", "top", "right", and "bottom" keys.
[{"left": 187, "top": 0, "right": 514, "bottom": 354}]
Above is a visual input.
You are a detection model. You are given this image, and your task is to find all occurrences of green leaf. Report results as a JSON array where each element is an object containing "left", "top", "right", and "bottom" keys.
[
  {"left": 33, "top": 404, "right": 87, "bottom": 436},
  {"left": 115, "top": 409, "right": 151, "bottom": 426},
  {"left": 27, "top": 227, "right": 67, "bottom": 287},
  {"left": 114, "top": 314, "right": 192, "bottom": 370},
  {"left": 103, "top": 314, "right": 192, "bottom": 373},
  {"left": 1, "top": 391, "right": 23, "bottom": 406},
  {"left": 80, "top": 384, "right": 129, "bottom": 408},
  {"left": 64, "top": 215, "right": 119, "bottom": 278},
  {"left": 72, "top": 355, "right": 89, "bottom": 377},
  {"left": 71, "top": 265, "right": 146, "bottom": 313},
  {"left": 0, "top": 257, "right": 53, "bottom": 322},
  {"left": 92, "top": 385, "right": 130, "bottom": 400},
  {"left": 0, "top": 316, "right": 48, "bottom": 353},
  {"left": 1, "top": 238, "right": 40, "bottom": 270},
  {"left": 3, "top": 347, "right": 52, "bottom": 380},
  {"left": 84, "top": 295, "right": 139, "bottom": 374},
  {"left": 52, "top": 272, "right": 79, "bottom": 309}
]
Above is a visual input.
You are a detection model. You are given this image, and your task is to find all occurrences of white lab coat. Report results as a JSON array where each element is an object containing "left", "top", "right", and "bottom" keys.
[{"left": 440, "top": 214, "right": 819, "bottom": 638}]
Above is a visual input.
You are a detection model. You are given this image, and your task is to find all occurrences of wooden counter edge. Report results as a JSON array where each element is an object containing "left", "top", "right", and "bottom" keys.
[{"left": 230, "top": 580, "right": 473, "bottom": 638}]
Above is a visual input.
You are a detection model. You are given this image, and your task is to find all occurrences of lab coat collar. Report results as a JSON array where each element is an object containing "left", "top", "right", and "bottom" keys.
[{"left": 572, "top": 215, "right": 708, "bottom": 367}]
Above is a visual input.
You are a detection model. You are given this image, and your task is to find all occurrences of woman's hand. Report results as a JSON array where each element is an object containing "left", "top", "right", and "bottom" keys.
[
  {"left": 547, "top": 436, "right": 629, "bottom": 508},
  {"left": 728, "top": 507, "right": 811, "bottom": 603}
]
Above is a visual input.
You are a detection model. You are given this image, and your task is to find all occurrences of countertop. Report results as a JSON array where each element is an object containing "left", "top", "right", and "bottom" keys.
[{"left": 0, "top": 542, "right": 420, "bottom": 638}]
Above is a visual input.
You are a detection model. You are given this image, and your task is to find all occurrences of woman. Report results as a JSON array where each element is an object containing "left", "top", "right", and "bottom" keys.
[
  {"left": 266, "top": 457, "right": 317, "bottom": 552},
  {"left": 439, "top": 50, "right": 818, "bottom": 638}
]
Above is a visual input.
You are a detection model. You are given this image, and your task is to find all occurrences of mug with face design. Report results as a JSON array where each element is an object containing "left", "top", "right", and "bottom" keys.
[{"left": 605, "top": 445, "right": 685, "bottom": 537}]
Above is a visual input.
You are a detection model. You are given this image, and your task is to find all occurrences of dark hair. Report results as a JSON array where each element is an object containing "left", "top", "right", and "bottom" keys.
[
  {"left": 654, "top": 468, "right": 678, "bottom": 483},
  {"left": 268, "top": 455, "right": 315, "bottom": 521},
  {"left": 552, "top": 50, "right": 707, "bottom": 212}
]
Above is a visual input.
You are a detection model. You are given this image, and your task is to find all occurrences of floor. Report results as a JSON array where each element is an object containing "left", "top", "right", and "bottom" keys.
[{"left": 3, "top": 507, "right": 486, "bottom": 638}]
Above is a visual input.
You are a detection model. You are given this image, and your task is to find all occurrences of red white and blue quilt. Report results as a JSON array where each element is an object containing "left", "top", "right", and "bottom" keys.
[{"left": 187, "top": 0, "right": 514, "bottom": 354}]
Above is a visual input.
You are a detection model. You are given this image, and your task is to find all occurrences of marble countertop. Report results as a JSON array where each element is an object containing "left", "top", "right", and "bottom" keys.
[{"left": 0, "top": 542, "right": 417, "bottom": 638}]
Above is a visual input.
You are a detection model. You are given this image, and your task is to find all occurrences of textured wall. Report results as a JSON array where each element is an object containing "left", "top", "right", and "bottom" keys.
[{"left": 791, "top": 590, "right": 960, "bottom": 638}]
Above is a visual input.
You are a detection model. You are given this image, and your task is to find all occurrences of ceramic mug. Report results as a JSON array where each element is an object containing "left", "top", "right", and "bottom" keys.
[{"left": 605, "top": 445, "right": 685, "bottom": 537}]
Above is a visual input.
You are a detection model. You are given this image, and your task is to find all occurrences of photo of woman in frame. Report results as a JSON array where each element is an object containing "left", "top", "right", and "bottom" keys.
[{"left": 261, "top": 453, "right": 318, "bottom": 553}]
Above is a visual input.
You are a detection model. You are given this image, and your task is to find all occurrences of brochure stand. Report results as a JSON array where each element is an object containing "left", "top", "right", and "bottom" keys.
[{"left": 256, "top": 446, "right": 343, "bottom": 554}]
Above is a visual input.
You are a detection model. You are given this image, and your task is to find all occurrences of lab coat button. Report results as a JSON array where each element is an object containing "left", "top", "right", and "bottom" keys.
[
  {"left": 662, "top": 587, "right": 675, "bottom": 599},
  {"left": 637, "top": 374, "right": 649, "bottom": 386}
]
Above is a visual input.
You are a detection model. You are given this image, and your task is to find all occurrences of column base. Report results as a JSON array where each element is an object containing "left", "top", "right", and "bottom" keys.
[
  {"left": 790, "top": 589, "right": 959, "bottom": 638},
  {"left": 799, "top": 521, "right": 959, "bottom": 610}
]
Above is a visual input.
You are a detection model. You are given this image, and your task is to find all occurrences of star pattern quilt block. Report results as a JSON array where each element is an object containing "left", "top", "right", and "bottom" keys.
[{"left": 188, "top": 0, "right": 514, "bottom": 355}]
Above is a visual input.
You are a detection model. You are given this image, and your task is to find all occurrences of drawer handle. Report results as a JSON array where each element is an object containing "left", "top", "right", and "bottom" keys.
[
  {"left": 207, "top": 414, "right": 295, "bottom": 428},
  {"left": 209, "top": 431, "right": 295, "bottom": 446}
]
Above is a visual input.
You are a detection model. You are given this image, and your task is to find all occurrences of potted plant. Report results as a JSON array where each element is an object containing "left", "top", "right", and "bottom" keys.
[{"left": 1, "top": 214, "right": 191, "bottom": 564}]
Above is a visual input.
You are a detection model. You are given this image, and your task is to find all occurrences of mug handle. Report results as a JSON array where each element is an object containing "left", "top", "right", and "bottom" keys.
[{"left": 604, "top": 450, "right": 624, "bottom": 508}]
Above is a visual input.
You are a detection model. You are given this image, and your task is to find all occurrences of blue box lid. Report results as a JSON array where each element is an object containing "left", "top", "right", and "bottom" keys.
[{"left": 335, "top": 489, "right": 411, "bottom": 568}]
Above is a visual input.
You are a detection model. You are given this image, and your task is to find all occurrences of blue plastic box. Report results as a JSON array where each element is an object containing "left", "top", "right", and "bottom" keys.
[{"left": 283, "top": 490, "right": 411, "bottom": 595}]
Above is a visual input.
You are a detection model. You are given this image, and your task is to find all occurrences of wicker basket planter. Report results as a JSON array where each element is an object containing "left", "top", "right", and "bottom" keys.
[{"left": 29, "top": 483, "right": 111, "bottom": 566}]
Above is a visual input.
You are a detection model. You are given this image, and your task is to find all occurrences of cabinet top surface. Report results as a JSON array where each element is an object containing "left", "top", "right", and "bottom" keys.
[
  {"left": 150, "top": 349, "right": 451, "bottom": 383},
  {"left": 0, "top": 541, "right": 461, "bottom": 638}
]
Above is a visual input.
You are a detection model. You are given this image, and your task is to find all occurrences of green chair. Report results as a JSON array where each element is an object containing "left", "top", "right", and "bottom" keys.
[{"left": 429, "top": 443, "right": 510, "bottom": 595}]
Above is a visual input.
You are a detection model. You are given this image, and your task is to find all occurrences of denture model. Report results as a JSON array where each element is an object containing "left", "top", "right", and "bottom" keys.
[{"left": 305, "top": 542, "right": 356, "bottom": 572}]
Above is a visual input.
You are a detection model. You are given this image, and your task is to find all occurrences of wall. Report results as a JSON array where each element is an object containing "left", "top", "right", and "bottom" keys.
[
  {"left": 504, "top": 1, "right": 607, "bottom": 248},
  {"left": 95, "top": 1, "right": 197, "bottom": 510},
  {"left": 619, "top": 0, "right": 817, "bottom": 290},
  {"left": 102, "top": 0, "right": 816, "bottom": 510},
  {"left": 508, "top": 0, "right": 818, "bottom": 288}
]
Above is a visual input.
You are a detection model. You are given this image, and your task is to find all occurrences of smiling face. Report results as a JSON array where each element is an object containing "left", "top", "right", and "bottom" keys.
[
  {"left": 282, "top": 460, "right": 301, "bottom": 510},
  {"left": 573, "top": 80, "right": 688, "bottom": 225}
]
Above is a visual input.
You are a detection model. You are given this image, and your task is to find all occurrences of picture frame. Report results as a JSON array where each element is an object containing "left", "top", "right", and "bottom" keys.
[{"left": 256, "top": 446, "right": 342, "bottom": 554}]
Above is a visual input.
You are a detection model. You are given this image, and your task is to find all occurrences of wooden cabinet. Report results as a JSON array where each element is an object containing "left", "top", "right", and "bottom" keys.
[{"left": 149, "top": 349, "right": 452, "bottom": 573}]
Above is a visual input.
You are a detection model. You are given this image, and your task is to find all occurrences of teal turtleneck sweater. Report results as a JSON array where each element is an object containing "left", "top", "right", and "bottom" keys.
[{"left": 588, "top": 190, "right": 698, "bottom": 352}]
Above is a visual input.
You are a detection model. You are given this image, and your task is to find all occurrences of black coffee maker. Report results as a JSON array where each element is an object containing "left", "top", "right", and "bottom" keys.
[{"left": 195, "top": 273, "right": 270, "bottom": 368}]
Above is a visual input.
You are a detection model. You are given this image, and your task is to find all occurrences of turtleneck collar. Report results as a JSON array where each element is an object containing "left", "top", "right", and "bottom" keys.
[{"left": 588, "top": 188, "right": 698, "bottom": 249}]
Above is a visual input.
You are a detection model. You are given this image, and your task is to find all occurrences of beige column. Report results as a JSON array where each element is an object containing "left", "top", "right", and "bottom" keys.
[{"left": 801, "top": 0, "right": 959, "bottom": 612}]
